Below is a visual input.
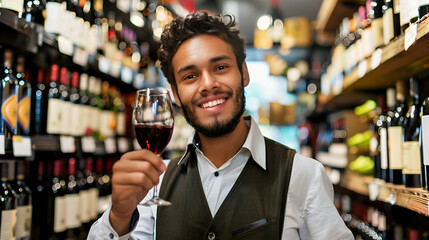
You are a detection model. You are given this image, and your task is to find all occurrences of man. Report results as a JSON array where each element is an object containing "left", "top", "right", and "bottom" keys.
[{"left": 88, "top": 12, "right": 354, "bottom": 239}]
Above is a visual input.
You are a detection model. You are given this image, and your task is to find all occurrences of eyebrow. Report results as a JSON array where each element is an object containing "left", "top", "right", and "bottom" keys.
[{"left": 176, "top": 55, "right": 232, "bottom": 74}]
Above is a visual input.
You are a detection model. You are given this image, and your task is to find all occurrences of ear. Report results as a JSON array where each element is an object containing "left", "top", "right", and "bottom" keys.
[
  {"left": 171, "top": 85, "right": 182, "bottom": 108},
  {"left": 242, "top": 61, "right": 250, "bottom": 87}
]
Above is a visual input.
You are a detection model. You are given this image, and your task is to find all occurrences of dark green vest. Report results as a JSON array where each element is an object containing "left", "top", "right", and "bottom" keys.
[{"left": 157, "top": 137, "right": 296, "bottom": 240}]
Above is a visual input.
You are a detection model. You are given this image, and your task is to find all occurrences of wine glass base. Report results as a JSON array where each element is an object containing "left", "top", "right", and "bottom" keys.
[{"left": 140, "top": 197, "right": 172, "bottom": 206}]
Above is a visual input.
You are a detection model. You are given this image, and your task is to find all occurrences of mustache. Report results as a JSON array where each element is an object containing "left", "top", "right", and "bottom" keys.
[{"left": 191, "top": 89, "right": 233, "bottom": 105}]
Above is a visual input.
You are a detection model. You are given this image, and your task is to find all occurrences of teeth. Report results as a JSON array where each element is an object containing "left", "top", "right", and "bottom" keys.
[{"left": 201, "top": 99, "right": 226, "bottom": 108}]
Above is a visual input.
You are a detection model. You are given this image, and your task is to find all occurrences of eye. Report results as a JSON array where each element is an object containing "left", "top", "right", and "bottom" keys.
[
  {"left": 184, "top": 74, "right": 196, "bottom": 80},
  {"left": 215, "top": 65, "right": 227, "bottom": 71}
]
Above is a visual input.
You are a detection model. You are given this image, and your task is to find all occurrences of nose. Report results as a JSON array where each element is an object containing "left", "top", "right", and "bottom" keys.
[{"left": 199, "top": 71, "right": 218, "bottom": 93}]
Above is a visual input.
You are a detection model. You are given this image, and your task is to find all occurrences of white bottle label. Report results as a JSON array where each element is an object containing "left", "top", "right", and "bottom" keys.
[
  {"left": 54, "top": 196, "right": 66, "bottom": 233},
  {"left": 388, "top": 126, "right": 403, "bottom": 169},
  {"left": 380, "top": 128, "right": 389, "bottom": 170},
  {"left": 408, "top": 0, "right": 419, "bottom": 20},
  {"left": 60, "top": 101, "right": 72, "bottom": 135},
  {"left": 44, "top": 2, "right": 63, "bottom": 34},
  {"left": 47, "top": 98, "right": 63, "bottom": 134},
  {"left": 65, "top": 193, "right": 81, "bottom": 229},
  {"left": 70, "top": 103, "right": 82, "bottom": 136},
  {"left": 402, "top": 141, "right": 421, "bottom": 174},
  {"left": 383, "top": 8, "right": 394, "bottom": 45},
  {"left": 100, "top": 110, "right": 114, "bottom": 137},
  {"left": 1, "top": 0, "right": 24, "bottom": 13},
  {"left": 1, "top": 209, "right": 17, "bottom": 240},
  {"left": 89, "top": 187, "right": 99, "bottom": 219},
  {"left": 79, "top": 190, "right": 91, "bottom": 223},
  {"left": 15, "top": 205, "right": 32, "bottom": 238},
  {"left": 422, "top": 115, "right": 429, "bottom": 166},
  {"left": 116, "top": 112, "right": 126, "bottom": 136},
  {"left": 400, "top": 0, "right": 409, "bottom": 26},
  {"left": 372, "top": 18, "right": 384, "bottom": 48}
]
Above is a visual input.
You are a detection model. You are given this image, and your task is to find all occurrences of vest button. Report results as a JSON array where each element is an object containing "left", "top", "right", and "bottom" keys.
[{"left": 208, "top": 232, "right": 215, "bottom": 240}]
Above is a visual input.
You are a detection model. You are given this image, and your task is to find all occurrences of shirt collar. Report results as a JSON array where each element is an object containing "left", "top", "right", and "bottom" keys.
[{"left": 179, "top": 115, "right": 266, "bottom": 170}]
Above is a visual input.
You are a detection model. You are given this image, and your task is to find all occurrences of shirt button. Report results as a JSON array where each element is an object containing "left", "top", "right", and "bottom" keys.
[
  {"left": 208, "top": 232, "right": 215, "bottom": 240},
  {"left": 109, "top": 233, "right": 114, "bottom": 239},
  {"left": 214, "top": 171, "right": 219, "bottom": 177}
]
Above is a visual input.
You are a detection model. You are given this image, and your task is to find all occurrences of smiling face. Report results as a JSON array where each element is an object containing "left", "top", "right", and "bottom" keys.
[{"left": 171, "top": 34, "right": 249, "bottom": 138}]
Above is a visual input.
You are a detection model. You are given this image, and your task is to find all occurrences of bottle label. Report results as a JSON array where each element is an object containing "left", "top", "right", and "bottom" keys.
[
  {"left": 380, "top": 128, "right": 389, "bottom": 169},
  {"left": 420, "top": 0, "right": 429, "bottom": 5},
  {"left": 117, "top": 112, "right": 126, "bottom": 136},
  {"left": 79, "top": 190, "right": 91, "bottom": 223},
  {"left": 383, "top": 8, "right": 394, "bottom": 45},
  {"left": 1, "top": 0, "right": 24, "bottom": 13},
  {"left": 362, "top": 27, "right": 374, "bottom": 59},
  {"left": 100, "top": 110, "right": 116, "bottom": 137},
  {"left": 409, "top": 0, "right": 419, "bottom": 21},
  {"left": 54, "top": 196, "right": 66, "bottom": 233},
  {"left": 1, "top": 209, "right": 17, "bottom": 239},
  {"left": 394, "top": 0, "right": 400, "bottom": 14},
  {"left": 402, "top": 141, "right": 421, "bottom": 174},
  {"left": 18, "top": 93, "right": 31, "bottom": 135},
  {"left": 372, "top": 18, "right": 384, "bottom": 48},
  {"left": 70, "top": 104, "right": 82, "bottom": 136},
  {"left": 47, "top": 98, "right": 63, "bottom": 134},
  {"left": 388, "top": 126, "right": 403, "bottom": 169},
  {"left": 15, "top": 205, "right": 32, "bottom": 238},
  {"left": 44, "top": 2, "right": 63, "bottom": 34},
  {"left": 2, "top": 89, "right": 17, "bottom": 133},
  {"left": 89, "top": 188, "right": 99, "bottom": 219},
  {"left": 422, "top": 115, "right": 429, "bottom": 166},
  {"left": 400, "top": 0, "right": 409, "bottom": 26},
  {"left": 60, "top": 101, "right": 72, "bottom": 135},
  {"left": 80, "top": 105, "right": 91, "bottom": 135},
  {"left": 65, "top": 193, "right": 81, "bottom": 228},
  {"left": 89, "top": 107, "right": 101, "bottom": 133}
]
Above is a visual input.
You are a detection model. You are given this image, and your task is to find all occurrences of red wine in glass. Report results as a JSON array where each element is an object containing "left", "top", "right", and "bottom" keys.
[{"left": 134, "top": 124, "right": 173, "bottom": 155}]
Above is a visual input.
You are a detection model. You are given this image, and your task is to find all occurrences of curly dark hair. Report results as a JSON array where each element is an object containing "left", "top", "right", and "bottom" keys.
[{"left": 158, "top": 12, "right": 246, "bottom": 88}]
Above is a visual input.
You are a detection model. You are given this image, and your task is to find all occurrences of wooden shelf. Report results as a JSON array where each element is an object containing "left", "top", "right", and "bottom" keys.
[
  {"left": 339, "top": 171, "right": 429, "bottom": 217},
  {"left": 322, "top": 17, "right": 429, "bottom": 107}
]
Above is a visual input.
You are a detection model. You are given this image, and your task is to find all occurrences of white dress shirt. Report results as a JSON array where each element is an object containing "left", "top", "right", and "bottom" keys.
[{"left": 88, "top": 116, "right": 354, "bottom": 240}]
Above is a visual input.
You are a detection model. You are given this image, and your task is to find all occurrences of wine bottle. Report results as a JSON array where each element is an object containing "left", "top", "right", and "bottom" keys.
[
  {"left": 388, "top": 80, "right": 408, "bottom": 185},
  {"left": 380, "top": 88, "right": 395, "bottom": 182},
  {"left": 99, "top": 81, "right": 115, "bottom": 137},
  {"left": 402, "top": 77, "right": 422, "bottom": 188},
  {"left": 371, "top": 103, "right": 382, "bottom": 179},
  {"left": 76, "top": 157, "right": 90, "bottom": 235},
  {"left": 30, "top": 160, "right": 53, "bottom": 240},
  {"left": 1, "top": 49, "right": 17, "bottom": 144},
  {"left": 11, "top": 161, "right": 32, "bottom": 240},
  {"left": 52, "top": 159, "right": 66, "bottom": 239},
  {"left": 96, "top": 157, "right": 111, "bottom": 216},
  {"left": 392, "top": 0, "right": 402, "bottom": 37},
  {"left": 33, "top": 68, "right": 48, "bottom": 135},
  {"left": 79, "top": 73, "right": 91, "bottom": 136},
  {"left": 420, "top": 87, "right": 429, "bottom": 190},
  {"left": 383, "top": 0, "right": 395, "bottom": 45},
  {"left": 46, "top": 64, "right": 62, "bottom": 135},
  {"left": 65, "top": 157, "right": 82, "bottom": 239},
  {"left": 88, "top": 76, "right": 101, "bottom": 134},
  {"left": 84, "top": 157, "right": 99, "bottom": 221},
  {"left": 59, "top": 67, "right": 71, "bottom": 136},
  {"left": 0, "top": 0, "right": 24, "bottom": 15},
  {"left": 69, "top": 71, "right": 82, "bottom": 136},
  {"left": 0, "top": 162, "right": 17, "bottom": 239},
  {"left": 23, "top": 0, "right": 45, "bottom": 24},
  {"left": 15, "top": 55, "right": 32, "bottom": 136},
  {"left": 419, "top": 0, "right": 429, "bottom": 19},
  {"left": 373, "top": 0, "right": 385, "bottom": 49}
]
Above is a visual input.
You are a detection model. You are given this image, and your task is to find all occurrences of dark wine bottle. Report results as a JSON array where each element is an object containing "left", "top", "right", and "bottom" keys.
[
  {"left": 59, "top": 67, "right": 71, "bottom": 136},
  {"left": 1, "top": 49, "right": 17, "bottom": 144},
  {"left": 380, "top": 88, "right": 395, "bottom": 182},
  {"left": 84, "top": 157, "right": 99, "bottom": 222},
  {"left": 388, "top": 80, "right": 408, "bottom": 185},
  {"left": 0, "top": 162, "right": 17, "bottom": 239},
  {"left": 52, "top": 159, "right": 67, "bottom": 240},
  {"left": 15, "top": 55, "right": 32, "bottom": 136},
  {"left": 23, "top": 0, "right": 45, "bottom": 24},
  {"left": 11, "top": 161, "right": 32, "bottom": 240},
  {"left": 33, "top": 68, "right": 48, "bottom": 135},
  {"left": 69, "top": 71, "right": 82, "bottom": 136},
  {"left": 76, "top": 157, "right": 90, "bottom": 235},
  {"left": 46, "top": 64, "right": 62, "bottom": 135},
  {"left": 419, "top": 1, "right": 429, "bottom": 19},
  {"left": 371, "top": 102, "right": 382, "bottom": 179},
  {"left": 420, "top": 85, "right": 429, "bottom": 190},
  {"left": 65, "top": 157, "right": 82, "bottom": 239},
  {"left": 402, "top": 77, "right": 422, "bottom": 188}
]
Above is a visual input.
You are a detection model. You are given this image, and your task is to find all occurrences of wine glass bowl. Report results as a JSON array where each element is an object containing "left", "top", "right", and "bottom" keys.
[{"left": 133, "top": 88, "right": 174, "bottom": 206}]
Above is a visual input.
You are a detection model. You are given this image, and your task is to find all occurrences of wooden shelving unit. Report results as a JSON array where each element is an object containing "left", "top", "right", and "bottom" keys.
[{"left": 339, "top": 171, "right": 429, "bottom": 217}]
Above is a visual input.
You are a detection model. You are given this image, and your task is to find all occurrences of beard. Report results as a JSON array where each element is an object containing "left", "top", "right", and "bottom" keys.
[{"left": 178, "top": 81, "right": 246, "bottom": 138}]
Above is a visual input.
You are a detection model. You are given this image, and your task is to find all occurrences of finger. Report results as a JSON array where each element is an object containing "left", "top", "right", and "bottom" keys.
[
  {"left": 114, "top": 157, "right": 165, "bottom": 177},
  {"left": 120, "top": 150, "right": 167, "bottom": 172},
  {"left": 112, "top": 169, "right": 160, "bottom": 190}
]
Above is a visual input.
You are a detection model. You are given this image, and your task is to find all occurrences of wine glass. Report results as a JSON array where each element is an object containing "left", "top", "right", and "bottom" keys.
[{"left": 133, "top": 88, "right": 174, "bottom": 206}]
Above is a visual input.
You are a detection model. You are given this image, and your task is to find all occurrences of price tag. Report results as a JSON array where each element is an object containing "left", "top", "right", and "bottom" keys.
[
  {"left": 368, "top": 183, "right": 379, "bottom": 201},
  {"left": 0, "top": 135, "right": 5, "bottom": 155},
  {"left": 118, "top": 137, "right": 130, "bottom": 153},
  {"left": 72, "top": 47, "right": 89, "bottom": 67},
  {"left": 60, "top": 136, "right": 76, "bottom": 153},
  {"left": 133, "top": 138, "right": 141, "bottom": 150},
  {"left": 82, "top": 136, "right": 96, "bottom": 153},
  {"left": 57, "top": 36, "right": 74, "bottom": 56},
  {"left": 405, "top": 23, "right": 417, "bottom": 51},
  {"left": 12, "top": 136, "right": 32, "bottom": 157},
  {"left": 104, "top": 137, "right": 117, "bottom": 154},
  {"left": 371, "top": 49, "right": 383, "bottom": 70},
  {"left": 357, "top": 60, "right": 367, "bottom": 78}
]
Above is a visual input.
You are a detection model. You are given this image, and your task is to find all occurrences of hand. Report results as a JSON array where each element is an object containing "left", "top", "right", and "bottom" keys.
[{"left": 109, "top": 149, "right": 167, "bottom": 235}]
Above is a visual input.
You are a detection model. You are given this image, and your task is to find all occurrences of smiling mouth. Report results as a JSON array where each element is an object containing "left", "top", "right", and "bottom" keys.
[{"left": 200, "top": 98, "right": 227, "bottom": 108}]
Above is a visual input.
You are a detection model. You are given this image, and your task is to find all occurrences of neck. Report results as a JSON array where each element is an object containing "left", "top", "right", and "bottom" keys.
[{"left": 198, "top": 116, "right": 249, "bottom": 168}]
